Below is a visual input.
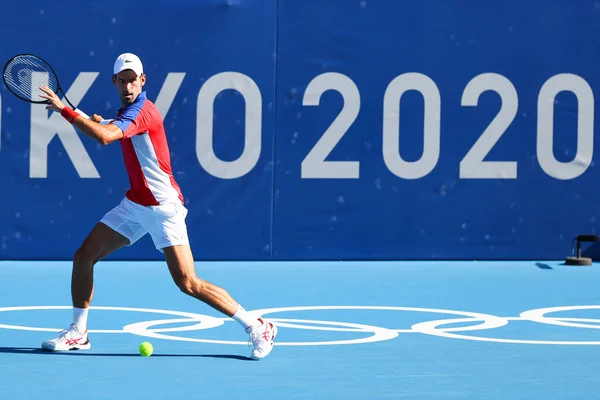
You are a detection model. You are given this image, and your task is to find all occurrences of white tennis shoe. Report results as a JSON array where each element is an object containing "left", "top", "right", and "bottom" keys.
[
  {"left": 41, "top": 324, "right": 91, "bottom": 351},
  {"left": 246, "top": 318, "right": 277, "bottom": 360}
]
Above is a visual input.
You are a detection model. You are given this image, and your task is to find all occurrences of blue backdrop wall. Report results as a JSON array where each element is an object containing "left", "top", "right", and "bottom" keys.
[{"left": 0, "top": 0, "right": 599, "bottom": 260}]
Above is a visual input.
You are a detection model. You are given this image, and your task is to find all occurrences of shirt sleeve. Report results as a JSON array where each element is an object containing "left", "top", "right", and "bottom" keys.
[{"left": 111, "top": 105, "right": 150, "bottom": 139}]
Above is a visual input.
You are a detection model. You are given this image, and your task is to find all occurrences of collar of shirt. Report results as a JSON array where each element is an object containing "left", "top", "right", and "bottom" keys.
[{"left": 118, "top": 91, "right": 147, "bottom": 113}]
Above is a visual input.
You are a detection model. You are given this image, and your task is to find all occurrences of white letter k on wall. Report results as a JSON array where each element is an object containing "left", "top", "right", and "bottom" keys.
[{"left": 30, "top": 72, "right": 100, "bottom": 178}]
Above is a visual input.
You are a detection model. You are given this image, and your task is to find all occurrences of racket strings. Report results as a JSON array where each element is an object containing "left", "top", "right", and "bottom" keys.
[{"left": 3, "top": 56, "right": 59, "bottom": 102}]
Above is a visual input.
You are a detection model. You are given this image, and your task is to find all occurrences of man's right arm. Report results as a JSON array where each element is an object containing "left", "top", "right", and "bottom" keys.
[
  {"left": 38, "top": 85, "right": 125, "bottom": 145},
  {"left": 68, "top": 112, "right": 124, "bottom": 145}
]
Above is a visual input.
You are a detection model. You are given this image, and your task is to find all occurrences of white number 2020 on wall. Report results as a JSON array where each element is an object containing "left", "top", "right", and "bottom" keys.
[{"left": 300, "top": 72, "right": 593, "bottom": 181}]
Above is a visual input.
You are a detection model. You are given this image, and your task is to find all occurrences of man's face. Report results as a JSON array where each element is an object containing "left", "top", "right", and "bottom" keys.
[{"left": 113, "top": 69, "right": 146, "bottom": 106}]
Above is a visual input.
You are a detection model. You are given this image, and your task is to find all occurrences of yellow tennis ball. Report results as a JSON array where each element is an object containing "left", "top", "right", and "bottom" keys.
[{"left": 139, "top": 342, "right": 153, "bottom": 357}]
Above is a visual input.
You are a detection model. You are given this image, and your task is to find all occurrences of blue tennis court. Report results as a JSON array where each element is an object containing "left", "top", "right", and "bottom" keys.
[{"left": 1, "top": 260, "right": 599, "bottom": 399}]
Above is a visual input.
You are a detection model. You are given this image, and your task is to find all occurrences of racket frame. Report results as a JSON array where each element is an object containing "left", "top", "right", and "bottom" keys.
[{"left": 2, "top": 53, "right": 76, "bottom": 108}]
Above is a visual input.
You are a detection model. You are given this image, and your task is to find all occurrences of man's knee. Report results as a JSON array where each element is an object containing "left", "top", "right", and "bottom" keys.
[
  {"left": 73, "top": 245, "right": 100, "bottom": 268},
  {"left": 174, "top": 274, "right": 202, "bottom": 296}
]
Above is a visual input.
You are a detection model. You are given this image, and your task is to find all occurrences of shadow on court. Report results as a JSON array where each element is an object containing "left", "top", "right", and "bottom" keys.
[
  {"left": 534, "top": 262, "right": 553, "bottom": 270},
  {"left": 0, "top": 347, "right": 253, "bottom": 360}
]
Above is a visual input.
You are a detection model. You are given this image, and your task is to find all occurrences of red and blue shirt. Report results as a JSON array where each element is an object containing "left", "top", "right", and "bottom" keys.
[{"left": 111, "top": 92, "right": 183, "bottom": 206}]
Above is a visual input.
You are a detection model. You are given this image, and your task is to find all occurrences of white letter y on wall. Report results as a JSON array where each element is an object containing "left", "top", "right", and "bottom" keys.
[{"left": 154, "top": 73, "right": 185, "bottom": 119}]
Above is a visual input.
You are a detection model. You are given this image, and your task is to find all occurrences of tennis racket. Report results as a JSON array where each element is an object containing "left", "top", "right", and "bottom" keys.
[
  {"left": 2, "top": 53, "right": 112, "bottom": 124},
  {"left": 3, "top": 54, "right": 78, "bottom": 106}
]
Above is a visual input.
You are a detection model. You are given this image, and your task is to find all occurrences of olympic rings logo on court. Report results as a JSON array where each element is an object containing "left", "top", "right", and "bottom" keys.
[{"left": 1, "top": 305, "right": 600, "bottom": 346}]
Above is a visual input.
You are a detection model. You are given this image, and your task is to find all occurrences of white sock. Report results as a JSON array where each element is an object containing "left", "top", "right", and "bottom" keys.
[
  {"left": 231, "top": 305, "right": 260, "bottom": 331},
  {"left": 73, "top": 307, "right": 89, "bottom": 333}
]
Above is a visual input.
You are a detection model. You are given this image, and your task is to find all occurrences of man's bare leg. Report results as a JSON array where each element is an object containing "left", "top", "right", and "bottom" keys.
[
  {"left": 163, "top": 244, "right": 277, "bottom": 360},
  {"left": 163, "top": 244, "right": 240, "bottom": 317},
  {"left": 72, "top": 222, "right": 130, "bottom": 308},
  {"left": 163, "top": 245, "right": 279, "bottom": 359},
  {"left": 41, "top": 222, "right": 130, "bottom": 351}
]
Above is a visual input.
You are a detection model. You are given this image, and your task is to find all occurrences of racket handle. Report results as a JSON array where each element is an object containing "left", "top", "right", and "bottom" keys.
[
  {"left": 74, "top": 108, "right": 111, "bottom": 125},
  {"left": 73, "top": 108, "right": 89, "bottom": 119}
]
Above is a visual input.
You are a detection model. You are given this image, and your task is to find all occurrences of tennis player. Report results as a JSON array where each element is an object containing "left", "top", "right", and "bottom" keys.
[{"left": 37, "top": 53, "right": 276, "bottom": 360}]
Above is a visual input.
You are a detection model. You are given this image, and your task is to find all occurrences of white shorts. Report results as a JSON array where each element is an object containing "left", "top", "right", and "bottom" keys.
[{"left": 100, "top": 197, "right": 190, "bottom": 252}]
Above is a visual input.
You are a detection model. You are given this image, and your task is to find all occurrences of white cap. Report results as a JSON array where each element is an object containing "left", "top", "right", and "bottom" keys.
[{"left": 113, "top": 53, "right": 144, "bottom": 76}]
